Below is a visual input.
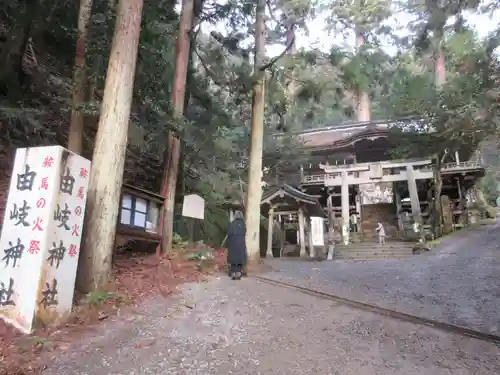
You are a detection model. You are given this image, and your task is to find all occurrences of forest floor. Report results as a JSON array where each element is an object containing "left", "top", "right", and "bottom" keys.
[{"left": 0, "top": 245, "right": 228, "bottom": 375}]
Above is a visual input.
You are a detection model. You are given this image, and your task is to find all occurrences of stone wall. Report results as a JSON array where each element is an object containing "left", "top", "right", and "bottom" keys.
[{"left": 360, "top": 203, "right": 398, "bottom": 240}]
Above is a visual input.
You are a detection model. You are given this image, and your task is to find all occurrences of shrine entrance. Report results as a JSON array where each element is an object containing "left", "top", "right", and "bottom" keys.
[
  {"left": 325, "top": 182, "right": 398, "bottom": 244},
  {"left": 357, "top": 181, "right": 398, "bottom": 241}
]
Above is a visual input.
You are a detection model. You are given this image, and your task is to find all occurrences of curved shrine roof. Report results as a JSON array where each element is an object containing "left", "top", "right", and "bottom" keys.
[
  {"left": 293, "top": 120, "right": 392, "bottom": 150},
  {"left": 261, "top": 184, "right": 325, "bottom": 217}
]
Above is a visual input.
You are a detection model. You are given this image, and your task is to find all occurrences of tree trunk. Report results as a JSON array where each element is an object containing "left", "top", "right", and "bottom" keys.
[
  {"left": 67, "top": 0, "right": 94, "bottom": 154},
  {"left": 159, "top": 0, "right": 195, "bottom": 254},
  {"left": 434, "top": 43, "right": 446, "bottom": 87},
  {"left": 432, "top": 156, "right": 444, "bottom": 238},
  {"left": 0, "top": 0, "right": 38, "bottom": 98},
  {"left": 285, "top": 24, "right": 296, "bottom": 99},
  {"left": 432, "top": 39, "right": 446, "bottom": 237},
  {"left": 354, "top": 25, "right": 370, "bottom": 122},
  {"left": 77, "top": 0, "right": 144, "bottom": 293},
  {"left": 183, "top": 41, "right": 195, "bottom": 114},
  {"left": 244, "top": 0, "right": 266, "bottom": 266}
]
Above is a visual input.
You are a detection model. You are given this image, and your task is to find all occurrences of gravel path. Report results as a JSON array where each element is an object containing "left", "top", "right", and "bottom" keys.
[
  {"left": 265, "top": 221, "right": 500, "bottom": 336},
  {"left": 44, "top": 277, "right": 500, "bottom": 375}
]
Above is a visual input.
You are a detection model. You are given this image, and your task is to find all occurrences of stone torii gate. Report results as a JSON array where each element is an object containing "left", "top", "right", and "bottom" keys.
[{"left": 261, "top": 184, "right": 326, "bottom": 259}]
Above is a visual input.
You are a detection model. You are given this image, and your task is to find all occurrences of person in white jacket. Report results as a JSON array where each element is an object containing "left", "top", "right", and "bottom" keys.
[{"left": 376, "top": 222, "right": 385, "bottom": 244}]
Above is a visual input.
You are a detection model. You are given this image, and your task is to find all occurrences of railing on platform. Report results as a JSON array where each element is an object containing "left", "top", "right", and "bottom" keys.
[
  {"left": 301, "top": 159, "right": 484, "bottom": 184},
  {"left": 441, "top": 160, "right": 483, "bottom": 170},
  {"left": 302, "top": 174, "right": 326, "bottom": 183}
]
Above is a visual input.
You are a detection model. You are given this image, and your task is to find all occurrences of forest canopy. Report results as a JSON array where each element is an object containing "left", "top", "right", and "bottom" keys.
[{"left": 0, "top": 0, "right": 499, "bottom": 247}]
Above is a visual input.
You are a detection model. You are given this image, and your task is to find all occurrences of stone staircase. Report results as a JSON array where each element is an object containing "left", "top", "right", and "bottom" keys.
[
  {"left": 360, "top": 203, "right": 399, "bottom": 239},
  {"left": 334, "top": 241, "right": 416, "bottom": 260}
]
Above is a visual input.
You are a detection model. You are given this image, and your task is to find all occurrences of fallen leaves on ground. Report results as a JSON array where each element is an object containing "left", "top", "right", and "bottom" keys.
[{"left": 0, "top": 245, "right": 227, "bottom": 375}]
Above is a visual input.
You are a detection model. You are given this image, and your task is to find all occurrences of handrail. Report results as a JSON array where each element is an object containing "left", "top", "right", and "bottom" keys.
[
  {"left": 301, "top": 160, "right": 484, "bottom": 183},
  {"left": 441, "top": 161, "right": 483, "bottom": 170}
]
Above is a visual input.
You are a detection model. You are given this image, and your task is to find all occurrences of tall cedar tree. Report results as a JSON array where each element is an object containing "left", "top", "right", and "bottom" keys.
[
  {"left": 67, "top": 0, "right": 94, "bottom": 154},
  {"left": 77, "top": 0, "right": 144, "bottom": 292},
  {"left": 160, "top": 0, "right": 195, "bottom": 254},
  {"left": 245, "top": 0, "right": 267, "bottom": 265}
]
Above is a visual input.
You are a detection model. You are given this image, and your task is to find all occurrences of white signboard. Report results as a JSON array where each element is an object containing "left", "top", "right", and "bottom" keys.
[
  {"left": 0, "top": 146, "right": 90, "bottom": 333},
  {"left": 310, "top": 217, "right": 324, "bottom": 246},
  {"left": 181, "top": 194, "right": 205, "bottom": 220}
]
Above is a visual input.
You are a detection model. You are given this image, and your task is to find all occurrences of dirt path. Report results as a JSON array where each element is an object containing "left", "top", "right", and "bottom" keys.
[
  {"left": 265, "top": 222, "right": 500, "bottom": 336},
  {"left": 44, "top": 276, "right": 500, "bottom": 375}
]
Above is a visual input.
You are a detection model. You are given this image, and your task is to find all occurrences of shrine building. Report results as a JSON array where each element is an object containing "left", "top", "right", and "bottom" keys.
[{"left": 260, "top": 119, "right": 485, "bottom": 259}]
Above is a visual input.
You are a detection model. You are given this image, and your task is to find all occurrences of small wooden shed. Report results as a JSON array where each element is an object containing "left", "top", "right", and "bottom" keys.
[{"left": 261, "top": 184, "right": 325, "bottom": 258}]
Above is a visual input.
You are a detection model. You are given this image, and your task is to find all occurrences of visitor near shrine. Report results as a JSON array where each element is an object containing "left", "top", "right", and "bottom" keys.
[
  {"left": 350, "top": 213, "right": 358, "bottom": 233},
  {"left": 376, "top": 222, "right": 385, "bottom": 244},
  {"left": 226, "top": 211, "right": 247, "bottom": 280}
]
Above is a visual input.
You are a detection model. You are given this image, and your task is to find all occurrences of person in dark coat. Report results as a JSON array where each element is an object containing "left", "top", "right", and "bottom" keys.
[{"left": 227, "top": 210, "right": 248, "bottom": 280}]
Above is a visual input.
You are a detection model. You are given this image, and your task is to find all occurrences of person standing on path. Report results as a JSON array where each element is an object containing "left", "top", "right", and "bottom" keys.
[
  {"left": 376, "top": 221, "right": 385, "bottom": 244},
  {"left": 350, "top": 213, "right": 358, "bottom": 233},
  {"left": 227, "top": 210, "right": 248, "bottom": 280}
]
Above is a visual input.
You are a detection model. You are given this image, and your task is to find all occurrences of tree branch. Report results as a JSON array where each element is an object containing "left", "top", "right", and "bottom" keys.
[
  {"left": 266, "top": 1, "right": 280, "bottom": 24},
  {"left": 259, "top": 34, "right": 295, "bottom": 71},
  {"left": 193, "top": 47, "right": 227, "bottom": 87}
]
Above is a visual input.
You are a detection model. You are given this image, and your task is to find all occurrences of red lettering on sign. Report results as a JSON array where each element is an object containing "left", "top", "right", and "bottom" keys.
[
  {"left": 75, "top": 206, "right": 82, "bottom": 216},
  {"left": 36, "top": 198, "right": 46, "bottom": 208},
  {"left": 40, "top": 177, "right": 49, "bottom": 190},
  {"left": 32, "top": 217, "right": 43, "bottom": 231},
  {"left": 77, "top": 187, "right": 85, "bottom": 199},
  {"left": 42, "top": 156, "right": 54, "bottom": 168},
  {"left": 68, "top": 244, "right": 78, "bottom": 257},
  {"left": 72, "top": 224, "right": 80, "bottom": 237},
  {"left": 80, "top": 168, "right": 88, "bottom": 178},
  {"left": 27, "top": 240, "right": 41, "bottom": 254}
]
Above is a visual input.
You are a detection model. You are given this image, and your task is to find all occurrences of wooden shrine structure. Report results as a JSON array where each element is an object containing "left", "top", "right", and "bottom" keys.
[
  {"left": 293, "top": 119, "right": 485, "bottom": 245},
  {"left": 261, "top": 184, "right": 326, "bottom": 258}
]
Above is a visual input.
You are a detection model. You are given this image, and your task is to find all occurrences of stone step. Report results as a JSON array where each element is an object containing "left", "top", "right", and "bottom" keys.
[
  {"left": 335, "top": 245, "right": 413, "bottom": 250},
  {"left": 336, "top": 249, "right": 413, "bottom": 255},
  {"left": 334, "top": 242, "right": 416, "bottom": 259},
  {"left": 336, "top": 251, "right": 415, "bottom": 256},
  {"left": 335, "top": 243, "right": 414, "bottom": 250},
  {"left": 336, "top": 247, "right": 413, "bottom": 254},
  {"left": 335, "top": 254, "right": 415, "bottom": 260}
]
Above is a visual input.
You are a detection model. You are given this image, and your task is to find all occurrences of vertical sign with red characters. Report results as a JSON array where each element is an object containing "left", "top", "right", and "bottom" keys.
[
  {"left": 0, "top": 147, "right": 63, "bottom": 333},
  {"left": 39, "top": 151, "right": 90, "bottom": 325},
  {"left": 0, "top": 146, "right": 90, "bottom": 334}
]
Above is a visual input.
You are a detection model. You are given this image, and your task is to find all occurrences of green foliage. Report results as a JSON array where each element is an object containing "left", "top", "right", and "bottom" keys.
[
  {"left": 322, "top": 0, "right": 392, "bottom": 37},
  {"left": 83, "top": 291, "right": 125, "bottom": 307},
  {"left": 405, "top": 0, "right": 482, "bottom": 52},
  {"left": 1, "top": 0, "right": 500, "bottom": 245},
  {"left": 172, "top": 232, "right": 186, "bottom": 246},
  {"left": 389, "top": 33, "right": 498, "bottom": 159},
  {"left": 479, "top": 173, "right": 499, "bottom": 205},
  {"left": 185, "top": 248, "right": 214, "bottom": 260}
]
